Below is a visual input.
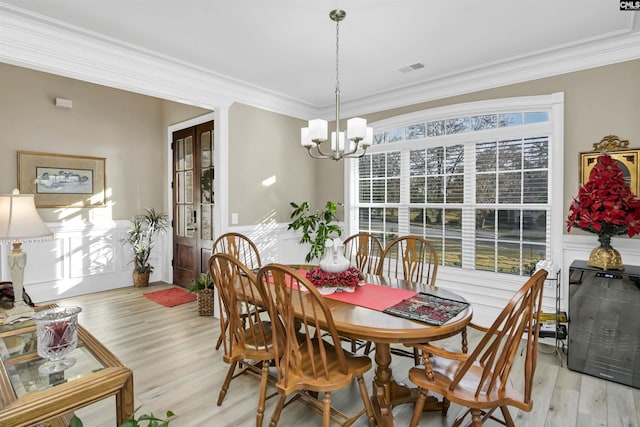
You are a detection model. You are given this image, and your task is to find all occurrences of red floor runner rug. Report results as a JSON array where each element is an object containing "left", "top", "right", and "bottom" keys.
[{"left": 143, "top": 287, "right": 196, "bottom": 307}]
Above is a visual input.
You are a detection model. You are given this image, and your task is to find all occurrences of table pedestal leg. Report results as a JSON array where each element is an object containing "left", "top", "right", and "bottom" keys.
[
  {"left": 371, "top": 343, "right": 444, "bottom": 426},
  {"left": 371, "top": 343, "right": 394, "bottom": 427}
]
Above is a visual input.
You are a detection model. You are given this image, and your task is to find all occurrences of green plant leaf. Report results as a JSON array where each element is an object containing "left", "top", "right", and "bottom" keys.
[
  {"left": 122, "top": 209, "right": 169, "bottom": 273},
  {"left": 288, "top": 201, "right": 343, "bottom": 262}
]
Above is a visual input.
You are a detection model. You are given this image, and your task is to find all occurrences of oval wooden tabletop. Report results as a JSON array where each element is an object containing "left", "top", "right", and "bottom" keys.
[{"left": 322, "top": 274, "right": 473, "bottom": 344}]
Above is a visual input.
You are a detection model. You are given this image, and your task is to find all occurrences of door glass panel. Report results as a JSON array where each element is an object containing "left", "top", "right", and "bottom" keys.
[
  {"left": 201, "top": 169, "right": 212, "bottom": 204},
  {"left": 177, "top": 205, "right": 185, "bottom": 236},
  {"left": 176, "top": 138, "right": 184, "bottom": 171},
  {"left": 185, "top": 136, "right": 193, "bottom": 170},
  {"left": 200, "top": 128, "right": 214, "bottom": 241},
  {"left": 201, "top": 131, "right": 211, "bottom": 167},
  {"left": 176, "top": 172, "right": 183, "bottom": 203},
  {"left": 201, "top": 204, "right": 212, "bottom": 240},
  {"left": 186, "top": 207, "right": 195, "bottom": 238},
  {"left": 185, "top": 171, "right": 193, "bottom": 204}
]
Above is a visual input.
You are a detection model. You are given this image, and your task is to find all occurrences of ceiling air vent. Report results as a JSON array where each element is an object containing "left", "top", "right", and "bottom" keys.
[{"left": 399, "top": 62, "right": 425, "bottom": 73}]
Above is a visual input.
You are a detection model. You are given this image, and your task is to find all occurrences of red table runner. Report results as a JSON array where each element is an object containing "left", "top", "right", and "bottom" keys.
[
  {"left": 284, "top": 269, "right": 418, "bottom": 312},
  {"left": 323, "top": 283, "right": 417, "bottom": 311}
]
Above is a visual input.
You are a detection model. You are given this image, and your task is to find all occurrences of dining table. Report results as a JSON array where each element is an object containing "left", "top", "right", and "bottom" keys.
[{"left": 275, "top": 267, "right": 473, "bottom": 427}]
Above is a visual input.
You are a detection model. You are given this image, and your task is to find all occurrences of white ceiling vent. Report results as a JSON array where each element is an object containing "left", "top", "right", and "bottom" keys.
[{"left": 399, "top": 62, "right": 425, "bottom": 73}]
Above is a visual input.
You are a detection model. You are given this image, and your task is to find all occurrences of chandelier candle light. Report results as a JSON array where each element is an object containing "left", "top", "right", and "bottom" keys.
[
  {"left": 0, "top": 190, "right": 53, "bottom": 324},
  {"left": 301, "top": 9, "right": 373, "bottom": 160}
]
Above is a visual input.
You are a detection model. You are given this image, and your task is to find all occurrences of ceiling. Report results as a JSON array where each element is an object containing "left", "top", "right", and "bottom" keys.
[{"left": 1, "top": 1, "right": 639, "bottom": 112}]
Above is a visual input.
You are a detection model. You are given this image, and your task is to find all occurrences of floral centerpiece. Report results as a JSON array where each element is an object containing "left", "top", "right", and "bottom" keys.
[
  {"left": 306, "top": 267, "right": 361, "bottom": 294},
  {"left": 567, "top": 153, "right": 640, "bottom": 270}
]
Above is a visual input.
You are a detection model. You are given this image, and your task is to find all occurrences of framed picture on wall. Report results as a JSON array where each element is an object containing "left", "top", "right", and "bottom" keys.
[
  {"left": 580, "top": 148, "right": 640, "bottom": 195},
  {"left": 18, "top": 151, "right": 107, "bottom": 208}
]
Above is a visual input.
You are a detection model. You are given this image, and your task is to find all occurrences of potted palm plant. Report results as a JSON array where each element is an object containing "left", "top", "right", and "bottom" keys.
[
  {"left": 187, "top": 273, "right": 214, "bottom": 316},
  {"left": 123, "top": 208, "right": 169, "bottom": 287}
]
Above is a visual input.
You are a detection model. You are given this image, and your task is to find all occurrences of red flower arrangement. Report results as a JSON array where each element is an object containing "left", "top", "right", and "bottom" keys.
[
  {"left": 567, "top": 153, "right": 640, "bottom": 247},
  {"left": 306, "top": 267, "right": 361, "bottom": 289}
]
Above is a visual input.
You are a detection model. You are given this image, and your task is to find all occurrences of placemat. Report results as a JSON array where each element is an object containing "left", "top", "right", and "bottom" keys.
[
  {"left": 323, "top": 283, "right": 417, "bottom": 311},
  {"left": 383, "top": 292, "right": 469, "bottom": 325}
]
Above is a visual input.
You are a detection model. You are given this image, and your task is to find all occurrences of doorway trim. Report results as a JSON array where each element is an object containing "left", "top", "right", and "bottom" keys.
[{"left": 164, "top": 109, "right": 229, "bottom": 284}]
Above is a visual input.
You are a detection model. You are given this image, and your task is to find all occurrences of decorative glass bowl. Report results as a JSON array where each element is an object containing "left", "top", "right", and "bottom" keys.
[{"left": 35, "top": 306, "right": 82, "bottom": 375}]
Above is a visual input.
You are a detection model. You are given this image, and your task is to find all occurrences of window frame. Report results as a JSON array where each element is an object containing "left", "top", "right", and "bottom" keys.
[{"left": 344, "top": 93, "right": 564, "bottom": 283}]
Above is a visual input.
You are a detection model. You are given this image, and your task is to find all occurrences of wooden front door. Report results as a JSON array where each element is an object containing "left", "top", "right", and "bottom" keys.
[{"left": 172, "top": 121, "right": 215, "bottom": 287}]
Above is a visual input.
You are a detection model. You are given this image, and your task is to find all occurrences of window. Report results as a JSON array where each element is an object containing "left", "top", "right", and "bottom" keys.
[{"left": 347, "top": 94, "right": 563, "bottom": 277}]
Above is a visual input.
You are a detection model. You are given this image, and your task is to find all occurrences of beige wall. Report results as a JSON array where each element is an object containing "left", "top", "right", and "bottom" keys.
[
  {"left": 228, "top": 103, "right": 318, "bottom": 225},
  {"left": 0, "top": 63, "right": 209, "bottom": 222}
]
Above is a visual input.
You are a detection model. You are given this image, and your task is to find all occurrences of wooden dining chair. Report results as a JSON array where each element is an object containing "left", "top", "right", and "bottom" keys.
[
  {"left": 208, "top": 253, "right": 276, "bottom": 427},
  {"left": 407, "top": 268, "right": 548, "bottom": 427},
  {"left": 374, "top": 235, "right": 441, "bottom": 362},
  {"left": 255, "top": 264, "right": 375, "bottom": 427},
  {"left": 343, "top": 232, "right": 383, "bottom": 275},
  {"left": 212, "top": 232, "right": 263, "bottom": 350},
  {"left": 378, "top": 235, "right": 438, "bottom": 286}
]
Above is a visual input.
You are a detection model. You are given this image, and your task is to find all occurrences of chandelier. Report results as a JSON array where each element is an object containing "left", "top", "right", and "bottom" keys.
[{"left": 301, "top": 9, "right": 372, "bottom": 161}]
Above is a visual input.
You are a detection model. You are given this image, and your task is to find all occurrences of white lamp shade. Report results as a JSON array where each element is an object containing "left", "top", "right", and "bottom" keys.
[
  {"left": 362, "top": 127, "right": 374, "bottom": 148},
  {"left": 300, "top": 127, "right": 313, "bottom": 147},
  {"left": 347, "top": 117, "right": 367, "bottom": 140},
  {"left": 331, "top": 132, "right": 345, "bottom": 152},
  {"left": 309, "top": 119, "right": 328, "bottom": 142},
  {"left": 0, "top": 194, "right": 52, "bottom": 241}
]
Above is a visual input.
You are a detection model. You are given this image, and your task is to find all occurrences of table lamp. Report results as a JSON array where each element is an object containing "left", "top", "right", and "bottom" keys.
[{"left": 0, "top": 190, "right": 53, "bottom": 324}]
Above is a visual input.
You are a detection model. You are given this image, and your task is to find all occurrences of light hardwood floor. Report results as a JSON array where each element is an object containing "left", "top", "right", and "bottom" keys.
[{"left": 49, "top": 283, "right": 640, "bottom": 427}]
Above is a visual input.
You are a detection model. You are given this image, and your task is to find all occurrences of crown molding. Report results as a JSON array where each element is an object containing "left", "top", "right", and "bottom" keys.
[
  {"left": 334, "top": 28, "right": 640, "bottom": 118},
  {"left": 0, "top": 6, "right": 316, "bottom": 119},
  {"left": 1, "top": 5, "right": 639, "bottom": 121}
]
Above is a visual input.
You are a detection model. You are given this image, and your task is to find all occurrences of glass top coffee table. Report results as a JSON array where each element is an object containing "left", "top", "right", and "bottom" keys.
[{"left": 0, "top": 308, "right": 133, "bottom": 427}]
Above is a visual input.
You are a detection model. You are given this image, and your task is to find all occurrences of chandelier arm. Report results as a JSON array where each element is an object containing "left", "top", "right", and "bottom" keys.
[
  {"left": 314, "top": 141, "right": 338, "bottom": 158},
  {"left": 307, "top": 145, "right": 336, "bottom": 160},
  {"left": 342, "top": 148, "right": 366, "bottom": 158},
  {"left": 310, "top": 141, "right": 366, "bottom": 160},
  {"left": 341, "top": 138, "right": 363, "bottom": 156}
]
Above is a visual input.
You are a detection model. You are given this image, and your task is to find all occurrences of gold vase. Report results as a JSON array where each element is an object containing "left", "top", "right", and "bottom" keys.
[{"left": 587, "top": 244, "right": 624, "bottom": 271}]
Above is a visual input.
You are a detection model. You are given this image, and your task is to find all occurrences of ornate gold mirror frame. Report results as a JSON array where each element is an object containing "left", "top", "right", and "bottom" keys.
[{"left": 580, "top": 135, "right": 640, "bottom": 195}]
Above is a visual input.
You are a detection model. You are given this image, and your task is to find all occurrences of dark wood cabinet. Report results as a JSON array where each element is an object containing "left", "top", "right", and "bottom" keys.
[{"left": 568, "top": 260, "right": 640, "bottom": 388}]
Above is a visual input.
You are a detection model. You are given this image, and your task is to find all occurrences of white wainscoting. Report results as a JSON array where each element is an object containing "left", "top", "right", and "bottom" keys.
[
  {"left": 0, "top": 220, "right": 167, "bottom": 303},
  {"left": 223, "top": 223, "right": 311, "bottom": 266}
]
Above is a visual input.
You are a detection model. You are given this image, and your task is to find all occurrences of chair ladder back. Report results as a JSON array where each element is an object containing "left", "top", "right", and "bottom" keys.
[
  {"left": 257, "top": 264, "right": 349, "bottom": 387},
  {"left": 343, "top": 233, "right": 383, "bottom": 275},
  {"left": 449, "top": 269, "right": 547, "bottom": 401},
  {"left": 212, "top": 232, "right": 262, "bottom": 270},
  {"left": 380, "top": 236, "right": 439, "bottom": 286}
]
